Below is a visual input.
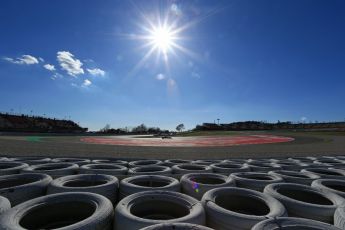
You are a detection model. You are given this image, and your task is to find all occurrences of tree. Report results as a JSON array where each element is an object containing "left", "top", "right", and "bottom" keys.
[
  {"left": 100, "top": 124, "right": 111, "bottom": 132},
  {"left": 176, "top": 123, "right": 185, "bottom": 132}
]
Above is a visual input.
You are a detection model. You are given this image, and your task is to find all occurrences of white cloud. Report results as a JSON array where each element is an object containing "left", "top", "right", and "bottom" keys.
[
  {"left": 51, "top": 73, "right": 63, "bottom": 80},
  {"left": 44, "top": 64, "right": 55, "bottom": 71},
  {"left": 87, "top": 68, "right": 105, "bottom": 76},
  {"left": 82, "top": 79, "right": 92, "bottom": 87},
  {"left": 57, "top": 51, "right": 84, "bottom": 77},
  {"left": 3, "top": 55, "right": 39, "bottom": 65},
  {"left": 39, "top": 57, "right": 44, "bottom": 62},
  {"left": 156, "top": 73, "right": 166, "bottom": 80}
]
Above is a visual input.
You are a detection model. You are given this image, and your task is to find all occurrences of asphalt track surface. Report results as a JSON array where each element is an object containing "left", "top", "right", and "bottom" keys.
[{"left": 0, "top": 131, "right": 344, "bottom": 159}]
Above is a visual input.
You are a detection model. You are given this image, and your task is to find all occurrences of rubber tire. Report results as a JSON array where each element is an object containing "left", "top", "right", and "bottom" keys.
[
  {"left": 128, "top": 160, "right": 163, "bottom": 168},
  {"left": 0, "top": 192, "right": 114, "bottom": 230},
  {"left": 193, "top": 160, "right": 223, "bottom": 166},
  {"left": 92, "top": 159, "right": 128, "bottom": 167},
  {"left": 230, "top": 172, "right": 283, "bottom": 192},
  {"left": 119, "top": 175, "right": 180, "bottom": 199},
  {"left": 312, "top": 179, "right": 345, "bottom": 198},
  {"left": 264, "top": 182, "right": 345, "bottom": 223},
  {"left": 244, "top": 163, "right": 281, "bottom": 172},
  {"left": 114, "top": 190, "right": 205, "bottom": 230},
  {"left": 52, "top": 157, "right": 91, "bottom": 166},
  {"left": 301, "top": 168, "right": 345, "bottom": 180},
  {"left": 0, "top": 195, "right": 10, "bottom": 215},
  {"left": 272, "top": 162, "right": 309, "bottom": 171},
  {"left": 140, "top": 223, "right": 214, "bottom": 230},
  {"left": 268, "top": 170, "right": 320, "bottom": 185},
  {"left": 335, "top": 206, "right": 345, "bottom": 229},
  {"left": 0, "top": 162, "right": 29, "bottom": 175},
  {"left": 164, "top": 159, "right": 193, "bottom": 167},
  {"left": 0, "top": 173, "right": 52, "bottom": 206},
  {"left": 201, "top": 187, "right": 287, "bottom": 230},
  {"left": 252, "top": 217, "right": 342, "bottom": 230},
  {"left": 11, "top": 156, "right": 51, "bottom": 165},
  {"left": 21, "top": 162, "right": 79, "bottom": 178},
  {"left": 80, "top": 163, "right": 128, "bottom": 176},
  {"left": 210, "top": 163, "right": 250, "bottom": 174},
  {"left": 180, "top": 173, "right": 235, "bottom": 200},
  {"left": 47, "top": 174, "right": 119, "bottom": 203},
  {"left": 172, "top": 164, "right": 213, "bottom": 174},
  {"left": 128, "top": 165, "right": 172, "bottom": 175}
]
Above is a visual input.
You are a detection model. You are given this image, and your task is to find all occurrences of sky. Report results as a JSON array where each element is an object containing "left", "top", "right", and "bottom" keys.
[{"left": 0, "top": 0, "right": 345, "bottom": 131}]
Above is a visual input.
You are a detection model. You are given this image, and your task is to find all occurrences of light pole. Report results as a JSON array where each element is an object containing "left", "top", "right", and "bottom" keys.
[{"left": 217, "top": 118, "right": 220, "bottom": 125}]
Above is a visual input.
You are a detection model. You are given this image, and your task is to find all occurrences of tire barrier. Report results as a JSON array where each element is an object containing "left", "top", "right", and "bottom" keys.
[
  {"left": 222, "top": 159, "right": 247, "bottom": 164},
  {"left": 180, "top": 173, "right": 235, "bottom": 200},
  {"left": 230, "top": 172, "right": 283, "bottom": 192},
  {"left": 0, "top": 157, "right": 8, "bottom": 162},
  {"left": 92, "top": 159, "right": 128, "bottom": 166},
  {"left": 119, "top": 175, "right": 180, "bottom": 199},
  {"left": 252, "top": 217, "right": 342, "bottom": 230},
  {"left": 201, "top": 187, "right": 287, "bottom": 230},
  {"left": 80, "top": 163, "right": 128, "bottom": 176},
  {"left": 140, "top": 223, "right": 214, "bottom": 230},
  {"left": 114, "top": 190, "right": 205, "bottom": 230},
  {"left": 0, "top": 162, "right": 29, "bottom": 175},
  {"left": 0, "top": 195, "right": 10, "bottom": 215},
  {"left": 335, "top": 206, "right": 345, "bottom": 229},
  {"left": 314, "top": 158, "right": 345, "bottom": 165},
  {"left": 264, "top": 183, "right": 345, "bottom": 223},
  {"left": 210, "top": 163, "right": 250, "bottom": 174},
  {"left": 193, "top": 160, "right": 223, "bottom": 166},
  {"left": 312, "top": 179, "right": 345, "bottom": 198},
  {"left": 172, "top": 164, "right": 213, "bottom": 174},
  {"left": 288, "top": 157, "right": 316, "bottom": 164},
  {"left": 128, "top": 160, "right": 163, "bottom": 168},
  {"left": 268, "top": 170, "right": 320, "bottom": 185},
  {"left": 10, "top": 156, "right": 51, "bottom": 165},
  {"left": 246, "top": 159, "right": 274, "bottom": 164},
  {"left": 301, "top": 168, "right": 345, "bottom": 180},
  {"left": 0, "top": 173, "right": 52, "bottom": 206},
  {"left": 128, "top": 165, "right": 172, "bottom": 175},
  {"left": 272, "top": 161, "right": 309, "bottom": 171},
  {"left": 52, "top": 157, "right": 91, "bottom": 166},
  {"left": 47, "top": 174, "right": 119, "bottom": 203},
  {"left": 164, "top": 159, "right": 193, "bottom": 167},
  {"left": 21, "top": 162, "right": 79, "bottom": 178},
  {"left": 0, "top": 192, "right": 114, "bottom": 230},
  {"left": 244, "top": 162, "right": 281, "bottom": 172}
]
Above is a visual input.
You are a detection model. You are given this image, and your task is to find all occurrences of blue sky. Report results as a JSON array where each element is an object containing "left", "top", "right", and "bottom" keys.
[{"left": 1, "top": 0, "right": 345, "bottom": 131}]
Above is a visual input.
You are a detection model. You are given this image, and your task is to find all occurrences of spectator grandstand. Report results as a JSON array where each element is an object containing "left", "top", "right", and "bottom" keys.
[{"left": 0, "top": 113, "right": 87, "bottom": 133}]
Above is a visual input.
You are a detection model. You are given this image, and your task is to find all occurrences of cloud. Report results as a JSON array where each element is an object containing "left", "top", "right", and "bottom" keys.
[
  {"left": 57, "top": 51, "right": 84, "bottom": 77},
  {"left": 82, "top": 79, "right": 92, "bottom": 87},
  {"left": 44, "top": 64, "right": 56, "bottom": 71},
  {"left": 191, "top": 71, "right": 200, "bottom": 79},
  {"left": 87, "top": 68, "right": 105, "bottom": 76},
  {"left": 301, "top": 117, "right": 307, "bottom": 122},
  {"left": 3, "top": 55, "right": 39, "bottom": 65},
  {"left": 50, "top": 73, "right": 63, "bottom": 80},
  {"left": 156, "top": 73, "right": 166, "bottom": 80},
  {"left": 39, "top": 57, "right": 44, "bottom": 62}
]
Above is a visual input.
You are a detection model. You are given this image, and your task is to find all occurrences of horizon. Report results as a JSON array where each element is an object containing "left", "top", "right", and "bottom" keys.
[{"left": 1, "top": 0, "right": 345, "bottom": 131}]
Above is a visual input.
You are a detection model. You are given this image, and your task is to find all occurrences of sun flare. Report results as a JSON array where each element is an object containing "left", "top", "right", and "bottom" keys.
[{"left": 149, "top": 26, "right": 175, "bottom": 54}]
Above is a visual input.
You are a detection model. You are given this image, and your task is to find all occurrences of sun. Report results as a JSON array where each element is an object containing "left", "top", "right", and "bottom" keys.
[{"left": 149, "top": 26, "right": 175, "bottom": 54}]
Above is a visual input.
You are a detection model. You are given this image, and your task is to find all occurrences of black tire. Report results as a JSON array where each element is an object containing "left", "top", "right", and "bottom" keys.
[
  {"left": 268, "top": 170, "right": 320, "bottom": 185},
  {"left": 230, "top": 172, "right": 283, "bottom": 191},
  {"left": 201, "top": 187, "right": 287, "bottom": 230},
  {"left": 47, "top": 174, "right": 119, "bottom": 203},
  {"left": 272, "top": 162, "right": 309, "bottom": 171},
  {"left": 128, "top": 160, "right": 163, "bottom": 168},
  {"left": 164, "top": 159, "right": 193, "bottom": 167},
  {"left": 0, "top": 162, "right": 28, "bottom": 175},
  {"left": 312, "top": 179, "right": 345, "bottom": 198},
  {"left": 52, "top": 157, "right": 91, "bottom": 166},
  {"left": 244, "top": 162, "right": 281, "bottom": 172},
  {"left": 172, "top": 164, "right": 213, "bottom": 174},
  {"left": 140, "top": 223, "right": 214, "bottom": 230},
  {"left": 193, "top": 160, "right": 223, "bottom": 166},
  {"left": 264, "top": 182, "right": 345, "bottom": 223},
  {"left": 252, "top": 217, "right": 342, "bottom": 230},
  {"left": 335, "top": 206, "right": 345, "bottom": 229},
  {"left": 210, "top": 162, "right": 250, "bottom": 174},
  {"left": 0, "top": 195, "right": 10, "bottom": 215},
  {"left": 21, "top": 162, "right": 79, "bottom": 178},
  {"left": 128, "top": 165, "right": 172, "bottom": 175},
  {"left": 11, "top": 156, "right": 51, "bottom": 165},
  {"left": 114, "top": 190, "right": 205, "bottom": 230},
  {"left": 180, "top": 173, "right": 235, "bottom": 200},
  {"left": 0, "top": 173, "right": 52, "bottom": 206},
  {"left": 222, "top": 159, "right": 247, "bottom": 164},
  {"left": 80, "top": 163, "right": 128, "bottom": 176},
  {"left": 0, "top": 192, "right": 114, "bottom": 230},
  {"left": 92, "top": 159, "right": 128, "bottom": 167},
  {"left": 301, "top": 168, "right": 345, "bottom": 180},
  {"left": 120, "top": 175, "right": 180, "bottom": 199}
]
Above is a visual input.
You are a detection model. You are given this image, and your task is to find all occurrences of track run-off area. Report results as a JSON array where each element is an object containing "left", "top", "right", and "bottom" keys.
[{"left": 80, "top": 135, "right": 294, "bottom": 147}]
